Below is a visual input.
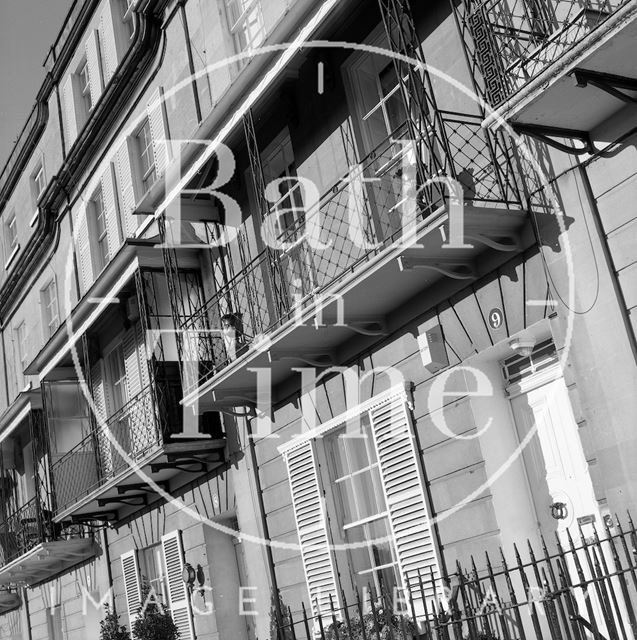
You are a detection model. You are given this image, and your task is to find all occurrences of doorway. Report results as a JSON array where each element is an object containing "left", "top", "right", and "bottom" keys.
[{"left": 504, "top": 340, "right": 601, "bottom": 541}]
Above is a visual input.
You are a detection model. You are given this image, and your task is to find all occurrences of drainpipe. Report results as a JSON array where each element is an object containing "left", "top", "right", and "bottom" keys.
[
  {"left": 244, "top": 415, "right": 284, "bottom": 633},
  {"left": 578, "top": 164, "right": 637, "bottom": 363},
  {"left": 1, "top": 330, "right": 10, "bottom": 408},
  {"left": 178, "top": 1, "right": 202, "bottom": 124},
  {"left": 102, "top": 526, "right": 116, "bottom": 611},
  {"left": 23, "top": 587, "right": 33, "bottom": 640}
]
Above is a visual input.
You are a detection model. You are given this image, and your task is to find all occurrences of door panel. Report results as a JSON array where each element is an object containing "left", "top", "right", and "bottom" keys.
[{"left": 509, "top": 370, "right": 600, "bottom": 538}]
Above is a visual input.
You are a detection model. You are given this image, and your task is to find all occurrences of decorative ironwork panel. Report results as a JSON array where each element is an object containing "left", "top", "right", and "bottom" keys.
[{"left": 179, "top": 113, "right": 522, "bottom": 394}]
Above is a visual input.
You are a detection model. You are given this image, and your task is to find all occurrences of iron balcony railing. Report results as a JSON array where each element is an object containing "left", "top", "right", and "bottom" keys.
[
  {"left": 0, "top": 497, "right": 55, "bottom": 565},
  {"left": 275, "top": 515, "right": 637, "bottom": 640},
  {"left": 468, "top": 0, "right": 629, "bottom": 105},
  {"left": 180, "top": 112, "right": 523, "bottom": 391},
  {"left": 51, "top": 383, "right": 166, "bottom": 514}
]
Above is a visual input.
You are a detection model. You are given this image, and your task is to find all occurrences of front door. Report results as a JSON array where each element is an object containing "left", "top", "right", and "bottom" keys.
[
  {"left": 505, "top": 344, "right": 621, "bottom": 636},
  {"left": 507, "top": 360, "right": 600, "bottom": 541}
]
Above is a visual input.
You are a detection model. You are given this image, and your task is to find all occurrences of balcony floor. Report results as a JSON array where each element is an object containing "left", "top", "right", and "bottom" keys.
[
  {"left": 55, "top": 439, "right": 227, "bottom": 524},
  {"left": 0, "top": 538, "right": 97, "bottom": 587},
  {"left": 489, "top": 3, "right": 637, "bottom": 132},
  {"left": 188, "top": 203, "right": 529, "bottom": 410}
]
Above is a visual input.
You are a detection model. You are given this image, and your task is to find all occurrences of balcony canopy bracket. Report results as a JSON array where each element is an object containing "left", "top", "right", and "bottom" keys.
[
  {"left": 117, "top": 481, "right": 169, "bottom": 495},
  {"left": 97, "top": 494, "right": 148, "bottom": 508},
  {"left": 70, "top": 511, "right": 118, "bottom": 524},
  {"left": 151, "top": 460, "right": 207, "bottom": 473},
  {"left": 204, "top": 389, "right": 258, "bottom": 417},
  {"left": 464, "top": 232, "right": 520, "bottom": 252},
  {"left": 268, "top": 349, "right": 335, "bottom": 368},
  {"left": 397, "top": 256, "right": 476, "bottom": 280},
  {"left": 150, "top": 444, "right": 225, "bottom": 474},
  {"left": 511, "top": 123, "right": 595, "bottom": 156},
  {"left": 572, "top": 68, "right": 637, "bottom": 105}
]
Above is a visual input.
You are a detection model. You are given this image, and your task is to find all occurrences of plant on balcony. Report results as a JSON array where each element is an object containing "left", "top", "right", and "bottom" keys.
[
  {"left": 324, "top": 606, "right": 418, "bottom": 640},
  {"left": 99, "top": 604, "right": 131, "bottom": 640},
  {"left": 132, "top": 584, "right": 179, "bottom": 640}
]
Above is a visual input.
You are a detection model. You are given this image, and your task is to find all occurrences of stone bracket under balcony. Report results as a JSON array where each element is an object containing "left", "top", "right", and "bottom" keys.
[
  {"left": 190, "top": 205, "right": 530, "bottom": 410},
  {"left": 0, "top": 539, "right": 97, "bottom": 588},
  {"left": 486, "top": 1, "right": 637, "bottom": 135}
]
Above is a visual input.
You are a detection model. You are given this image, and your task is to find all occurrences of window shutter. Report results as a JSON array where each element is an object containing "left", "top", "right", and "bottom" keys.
[
  {"left": 284, "top": 440, "right": 340, "bottom": 619},
  {"left": 369, "top": 396, "right": 442, "bottom": 615},
  {"left": 85, "top": 29, "right": 104, "bottom": 107},
  {"left": 147, "top": 86, "right": 171, "bottom": 178},
  {"left": 161, "top": 530, "right": 195, "bottom": 640},
  {"left": 91, "top": 361, "right": 113, "bottom": 475},
  {"left": 115, "top": 138, "right": 139, "bottom": 234},
  {"left": 75, "top": 203, "right": 94, "bottom": 294},
  {"left": 121, "top": 549, "right": 142, "bottom": 627},
  {"left": 101, "top": 163, "right": 122, "bottom": 257},
  {"left": 123, "top": 326, "right": 143, "bottom": 399},
  {"left": 99, "top": 0, "right": 119, "bottom": 83},
  {"left": 62, "top": 75, "right": 79, "bottom": 150},
  {"left": 91, "top": 362, "right": 107, "bottom": 420},
  {"left": 135, "top": 319, "right": 150, "bottom": 390}
]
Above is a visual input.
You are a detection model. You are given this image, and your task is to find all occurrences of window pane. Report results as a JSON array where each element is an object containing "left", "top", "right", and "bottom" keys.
[
  {"left": 367, "top": 518, "right": 395, "bottom": 568},
  {"left": 326, "top": 428, "right": 348, "bottom": 479},
  {"left": 350, "top": 467, "right": 385, "bottom": 521},
  {"left": 334, "top": 477, "right": 357, "bottom": 524}
]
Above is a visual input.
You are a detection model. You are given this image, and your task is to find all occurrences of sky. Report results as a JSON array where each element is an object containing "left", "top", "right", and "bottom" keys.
[{"left": 0, "top": 0, "right": 73, "bottom": 170}]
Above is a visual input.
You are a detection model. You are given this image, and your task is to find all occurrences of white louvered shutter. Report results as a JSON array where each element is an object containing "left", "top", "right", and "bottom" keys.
[
  {"left": 121, "top": 550, "right": 142, "bottom": 627},
  {"left": 91, "top": 362, "right": 113, "bottom": 475},
  {"left": 115, "top": 138, "right": 139, "bottom": 235},
  {"left": 147, "top": 86, "right": 171, "bottom": 178},
  {"left": 135, "top": 319, "right": 150, "bottom": 389},
  {"left": 101, "top": 162, "right": 122, "bottom": 257},
  {"left": 91, "top": 362, "right": 107, "bottom": 420},
  {"left": 161, "top": 530, "right": 195, "bottom": 640},
  {"left": 369, "top": 396, "right": 442, "bottom": 616},
  {"left": 62, "top": 75, "right": 79, "bottom": 150},
  {"left": 123, "top": 326, "right": 143, "bottom": 399},
  {"left": 284, "top": 441, "right": 340, "bottom": 619},
  {"left": 75, "top": 202, "right": 94, "bottom": 294},
  {"left": 99, "top": 0, "right": 120, "bottom": 83},
  {"left": 85, "top": 29, "right": 104, "bottom": 107}
]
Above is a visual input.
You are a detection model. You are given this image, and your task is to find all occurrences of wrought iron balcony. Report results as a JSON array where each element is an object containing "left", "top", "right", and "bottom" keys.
[
  {"left": 178, "top": 112, "right": 527, "bottom": 400},
  {"left": 51, "top": 377, "right": 226, "bottom": 524},
  {"left": 0, "top": 497, "right": 55, "bottom": 566},
  {"left": 465, "top": 0, "right": 637, "bottom": 135},
  {"left": 52, "top": 383, "right": 164, "bottom": 514},
  {"left": 0, "top": 406, "right": 95, "bottom": 587}
]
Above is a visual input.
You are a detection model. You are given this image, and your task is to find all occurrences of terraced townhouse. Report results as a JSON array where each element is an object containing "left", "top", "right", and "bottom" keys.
[{"left": 0, "top": 0, "right": 636, "bottom": 639}]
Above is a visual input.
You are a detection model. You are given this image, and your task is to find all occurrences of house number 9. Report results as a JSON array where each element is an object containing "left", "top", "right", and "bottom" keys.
[{"left": 488, "top": 308, "right": 503, "bottom": 329}]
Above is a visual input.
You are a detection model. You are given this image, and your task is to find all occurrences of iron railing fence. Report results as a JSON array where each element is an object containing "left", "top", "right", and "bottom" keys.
[
  {"left": 50, "top": 383, "right": 169, "bottom": 514},
  {"left": 275, "top": 516, "right": 637, "bottom": 640},
  {"left": 468, "top": 0, "right": 628, "bottom": 105},
  {"left": 179, "top": 112, "right": 523, "bottom": 391}
]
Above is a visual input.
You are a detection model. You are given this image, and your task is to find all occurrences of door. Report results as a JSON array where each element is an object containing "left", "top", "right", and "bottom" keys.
[
  {"left": 507, "top": 358, "right": 622, "bottom": 636},
  {"left": 508, "top": 364, "right": 599, "bottom": 539}
]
